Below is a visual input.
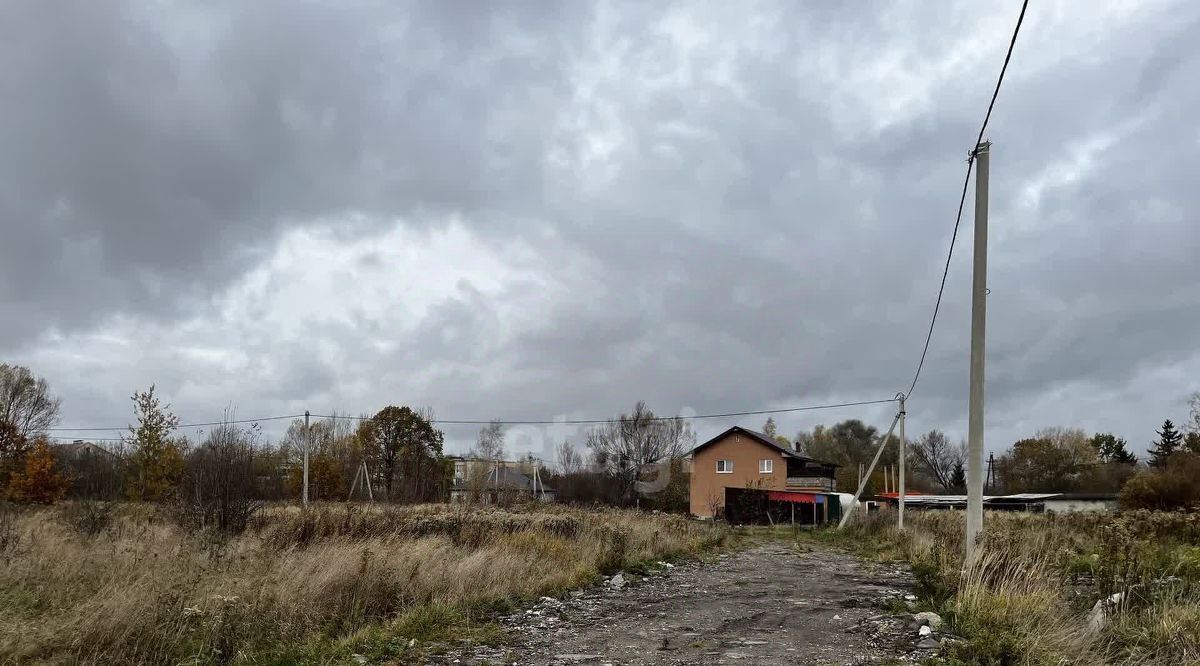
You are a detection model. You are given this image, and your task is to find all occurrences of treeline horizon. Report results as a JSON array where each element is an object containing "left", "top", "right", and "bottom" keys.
[
  {"left": 0, "top": 364, "right": 697, "bottom": 518},
  {"left": 4, "top": 361, "right": 1199, "bottom": 513},
  {"left": 764, "top": 394, "right": 1200, "bottom": 509}
]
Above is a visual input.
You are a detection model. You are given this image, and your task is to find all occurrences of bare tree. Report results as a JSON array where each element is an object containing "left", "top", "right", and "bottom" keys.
[
  {"left": 793, "top": 425, "right": 825, "bottom": 457},
  {"left": 556, "top": 440, "right": 583, "bottom": 474},
  {"left": 762, "top": 417, "right": 792, "bottom": 449},
  {"left": 997, "top": 427, "right": 1101, "bottom": 492},
  {"left": 474, "top": 419, "right": 505, "bottom": 462},
  {"left": 57, "top": 442, "right": 124, "bottom": 500},
  {"left": 279, "top": 412, "right": 361, "bottom": 500},
  {"left": 586, "top": 401, "right": 695, "bottom": 504},
  {"left": 177, "top": 416, "right": 264, "bottom": 534},
  {"left": 910, "top": 429, "right": 967, "bottom": 493},
  {"left": 463, "top": 419, "right": 506, "bottom": 503},
  {"left": 0, "top": 364, "right": 60, "bottom": 439}
]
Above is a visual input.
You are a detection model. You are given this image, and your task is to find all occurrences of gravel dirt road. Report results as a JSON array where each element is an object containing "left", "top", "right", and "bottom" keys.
[{"left": 443, "top": 540, "right": 926, "bottom": 665}]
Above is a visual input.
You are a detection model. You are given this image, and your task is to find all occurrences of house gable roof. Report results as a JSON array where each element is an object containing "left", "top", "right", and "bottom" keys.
[
  {"left": 691, "top": 426, "right": 836, "bottom": 467},
  {"left": 53, "top": 441, "right": 117, "bottom": 458}
]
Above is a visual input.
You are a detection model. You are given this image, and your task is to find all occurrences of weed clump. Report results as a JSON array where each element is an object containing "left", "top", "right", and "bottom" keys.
[{"left": 811, "top": 510, "right": 1200, "bottom": 665}]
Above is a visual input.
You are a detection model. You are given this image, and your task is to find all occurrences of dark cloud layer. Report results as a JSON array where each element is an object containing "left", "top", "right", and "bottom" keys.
[{"left": 2, "top": 1, "right": 1199, "bottom": 456}]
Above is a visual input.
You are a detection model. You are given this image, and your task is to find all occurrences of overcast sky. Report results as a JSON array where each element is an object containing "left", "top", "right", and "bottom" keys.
[{"left": 2, "top": 1, "right": 1198, "bottom": 460}]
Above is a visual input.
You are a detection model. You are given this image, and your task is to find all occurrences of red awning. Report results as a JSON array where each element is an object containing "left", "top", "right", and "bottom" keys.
[{"left": 767, "top": 491, "right": 818, "bottom": 504}]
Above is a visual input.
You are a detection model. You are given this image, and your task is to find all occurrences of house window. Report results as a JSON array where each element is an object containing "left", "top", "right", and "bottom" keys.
[
  {"left": 759, "top": 459, "right": 773, "bottom": 473},
  {"left": 716, "top": 459, "right": 733, "bottom": 474}
]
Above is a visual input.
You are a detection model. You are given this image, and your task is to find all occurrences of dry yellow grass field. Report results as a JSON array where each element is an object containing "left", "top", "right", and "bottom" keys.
[
  {"left": 818, "top": 510, "right": 1200, "bottom": 665},
  {"left": 0, "top": 502, "right": 728, "bottom": 664}
]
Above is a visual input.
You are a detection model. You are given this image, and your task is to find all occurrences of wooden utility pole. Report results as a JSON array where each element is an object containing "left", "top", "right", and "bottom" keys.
[
  {"left": 966, "top": 142, "right": 990, "bottom": 560},
  {"left": 347, "top": 460, "right": 375, "bottom": 502}
]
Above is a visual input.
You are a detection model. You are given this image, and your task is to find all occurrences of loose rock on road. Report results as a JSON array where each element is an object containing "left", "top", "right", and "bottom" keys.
[{"left": 446, "top": 541, "right": 929, "bottom": 665}]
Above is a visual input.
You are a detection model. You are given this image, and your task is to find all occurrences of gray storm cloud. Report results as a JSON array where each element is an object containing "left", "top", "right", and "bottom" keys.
[{"left": 1, "top": 1, "right": 1198, "bottom": 456}]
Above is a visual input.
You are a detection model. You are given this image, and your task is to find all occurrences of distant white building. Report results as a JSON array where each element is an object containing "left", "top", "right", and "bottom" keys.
[
  {"left": 884, "top": 492, "right": 1118, "bottom": 514},
  {"left": 54, "top": 440, "right": 118, "bottom": 459},
  {"left": 1040, "top": 493, "right": 1118, "bottom": 514}
]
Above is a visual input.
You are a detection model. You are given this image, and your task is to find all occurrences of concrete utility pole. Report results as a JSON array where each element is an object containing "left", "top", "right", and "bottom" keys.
[
  {"left": 966, "top": 142, "right": 990, "bottom": 559},
  {"left": 898, "top": 393, "right": 906, "bottom": 529},
  {"left": 837, "top": 409, "right": 902, "bottom": 529},
  {"left": 303, "top": 410, "right": 310, "bottom": 507}
]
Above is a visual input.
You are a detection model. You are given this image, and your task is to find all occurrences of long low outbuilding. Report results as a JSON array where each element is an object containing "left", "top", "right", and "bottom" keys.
[{"left": 875, "top": 492, "right": 1117, "bottom": 513}]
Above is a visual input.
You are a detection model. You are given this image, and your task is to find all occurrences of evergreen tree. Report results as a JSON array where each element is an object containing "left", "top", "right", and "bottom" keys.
[
  {"left": 949, "top": 460, "right": 967, "bottom": 493},
  {"left": 1148, "top": 420, "right": 1183, "bottom": 468},
  {"left": 1090, "top": 432, "right": 1137, "bottom": 464}
]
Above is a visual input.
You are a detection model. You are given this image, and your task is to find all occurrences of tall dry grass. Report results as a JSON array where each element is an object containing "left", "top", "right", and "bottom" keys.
[
  {"left": 0, "top": 502, "right": 727, "bottom": 664},
  {"left": 826, "top": 510, "right": 1200, "bottom": 665}
]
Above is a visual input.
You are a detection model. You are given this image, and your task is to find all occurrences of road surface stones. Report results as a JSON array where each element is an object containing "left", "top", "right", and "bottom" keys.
[{"left": 436, "top": 541, "right": 933, "bottom": 665}]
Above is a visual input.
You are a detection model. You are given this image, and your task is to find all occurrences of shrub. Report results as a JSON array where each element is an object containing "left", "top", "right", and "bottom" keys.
[
  {"left": 1119, "top": 453, "right": 1200, "bottom": 510},
  {"left": 819, "top": 510, "right": 1200, "bottom": 665},
  {"left": 176, "top": 423, "right": 264, "bottom": 534},
  {"left": 61, "top": 500, "right": 116, "bottom": 538}
]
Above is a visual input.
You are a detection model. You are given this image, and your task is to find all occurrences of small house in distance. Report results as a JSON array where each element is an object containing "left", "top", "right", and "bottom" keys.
[
  {"left": 447, "top": 456, "right": 556, "bottom": 504},
  {"left": 689, "top": 426, "right": 838, "bottom": 519}
]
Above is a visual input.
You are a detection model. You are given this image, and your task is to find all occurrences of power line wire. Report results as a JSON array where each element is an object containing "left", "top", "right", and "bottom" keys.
[
  {"left": 906, "top": 161, "right": 974, "bottom": 398},
  {"left": 49, "top": 436, "right": 123, "bottom": 442},
  {"left": 314, "top": 398, "right": 899, "bottom": 426},
  {"left": 905, "top": 0, "right": 1030, "bottom": 399},
  {"left": 46, "top": 398, "right": 898, "bottom": 435},
  {"left": 974, "top": 0, "right": 1031, "bottom": 151},
  {"left": 46, "top": 413, "right": 305, "bottom": 433}
]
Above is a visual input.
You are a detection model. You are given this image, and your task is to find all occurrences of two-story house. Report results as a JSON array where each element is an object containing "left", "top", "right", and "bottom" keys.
[{"left": 689, "top": 426, "right": 837, "bottom": 518}]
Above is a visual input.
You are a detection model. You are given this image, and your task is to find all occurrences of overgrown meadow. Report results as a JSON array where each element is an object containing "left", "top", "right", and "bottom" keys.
[
  {"left": 0, "top": 502, "right": 728, "bottom": 665},
  {"left": 818, "top": 510, "right": 1200, "bottom": 665}
]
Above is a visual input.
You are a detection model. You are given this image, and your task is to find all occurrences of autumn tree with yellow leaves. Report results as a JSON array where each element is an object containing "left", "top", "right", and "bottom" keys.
[
  {"left": 7, "top": 437, "right": 69, "bottom": 504},
  {"left": 123, "top": 386, "right": 185, "bottom": 501}
]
